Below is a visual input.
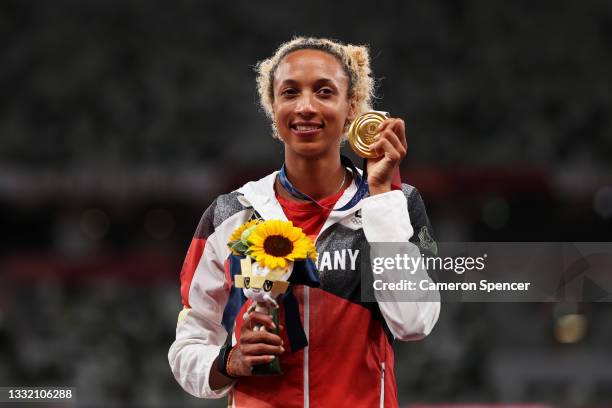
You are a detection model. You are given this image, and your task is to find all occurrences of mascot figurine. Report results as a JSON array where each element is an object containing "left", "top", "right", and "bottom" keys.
[{"left": 227, "top": 219, "right": 319, "bottom": 375}]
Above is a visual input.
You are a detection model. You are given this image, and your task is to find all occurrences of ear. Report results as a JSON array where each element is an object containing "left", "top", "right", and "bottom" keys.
[
  {"left": 347, "top": 97, "right": 357, "bottom": 123},
  {"left": 344, "top": 98, "right": 358, "bottom": 131}
]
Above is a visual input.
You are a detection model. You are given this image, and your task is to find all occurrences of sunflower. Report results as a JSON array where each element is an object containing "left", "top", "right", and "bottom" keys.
[
  {"left": 247, "top": 220, "right": 315, "bottom": 269},
  {"left": 306, "top": 240, "right": 318, "bottom": 262},
  {"left": 228, "top": 219, "right": 261, "bottom": 255},
  {"left": 229, "top": 219, "right": 261, "bottom": 243}
]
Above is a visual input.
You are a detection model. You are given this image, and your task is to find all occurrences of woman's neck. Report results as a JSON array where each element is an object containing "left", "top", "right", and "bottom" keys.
[{"left": 280, "top": 152, "right": 346, "bottom": 201}]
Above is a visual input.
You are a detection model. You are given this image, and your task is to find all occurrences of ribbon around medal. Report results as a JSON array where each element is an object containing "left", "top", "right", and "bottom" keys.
[
  {"left": 279, "top": 111, "right": 392, "bottom": 210},
  {"left": 279, "top": 155, "right": 368, "bottom": 212}
]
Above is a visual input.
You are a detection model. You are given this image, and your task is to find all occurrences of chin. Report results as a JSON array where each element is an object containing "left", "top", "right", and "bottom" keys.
[
  {"left": 281, "top": 135, "right": 340, "bottom": 159},
  {"left": 285, "top": 141, "right": 337, "bottom": 159}
]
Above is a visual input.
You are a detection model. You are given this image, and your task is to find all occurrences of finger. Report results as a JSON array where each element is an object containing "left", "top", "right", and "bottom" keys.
[
  {"left": 379, "top": 128, "right": 406, "bottom": 155},
  {"left": 377, "top": 119, "right": 406, "bottom": 151},
  {"left": 389, "top": 119, "right": 407, "bottom": 150},
  {"left": 241, "top": 330, "right": 283, "bottom": 346},
  {"left": 245, "top": 355, "right": 276, "bottom": 367},
  {"left": 372, "top": 138, "right": 402, "bottom": 162},
  {"left": 376, "top": 118, "right": 393, "bottom": 134},
  {"left": 240, "top": 343, "right": 285, "bottom": 356},
  {"left": 375, "top": 129, "right": 406, "bottom": 158},
  {"left": 243, "top": 312, "right": 276, "bottom": 331},
  {"left": 376, "top": 117, "right": 401, "bottom": 133}
]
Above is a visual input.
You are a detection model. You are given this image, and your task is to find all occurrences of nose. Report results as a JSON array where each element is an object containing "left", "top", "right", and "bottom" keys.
[{"left": 294, "top": 93, "right": 316, "bottom": 117}]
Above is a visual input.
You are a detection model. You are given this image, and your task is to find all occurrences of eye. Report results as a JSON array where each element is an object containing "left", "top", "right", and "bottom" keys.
[
  {"left": 244, "top": 277, "right": 250, "bottom": 289},
  {"left": 263, "top": 280, "right": 273, "bottom": 292},
  {"left": 317, "top": 87, "right": 334, "bottom": 96},
  {"left": 280, "top": 88, "right": 298, "bottom": 97}
]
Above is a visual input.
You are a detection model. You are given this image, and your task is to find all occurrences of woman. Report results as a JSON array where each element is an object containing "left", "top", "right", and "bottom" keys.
[{"left": 169, "top": 37, "right": 440, "bottom": 407}]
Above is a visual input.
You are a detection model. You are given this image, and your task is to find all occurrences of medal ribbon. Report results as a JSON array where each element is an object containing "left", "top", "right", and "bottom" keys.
[{"left": 278, "top": 155, "right": 369, "bottom": 211}]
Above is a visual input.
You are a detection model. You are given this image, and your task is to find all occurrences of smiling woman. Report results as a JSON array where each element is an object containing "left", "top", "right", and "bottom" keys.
[
  {"left": 271, "top": 49, "right": 355, "bottom": 199},
  {"left": 274, "top": 50, "right": 349, "bottom": 145},
  {"left": 255, "top": 37, "right": 374, "bottom": 140},
  {"left": 168, "top": 36, "right": 440, "bottom": 408},
  {"left": 256, "top": 38, "right": 376, "bottom": 201}
]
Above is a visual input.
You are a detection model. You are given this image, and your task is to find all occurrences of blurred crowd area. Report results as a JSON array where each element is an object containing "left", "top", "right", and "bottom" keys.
[
  {"left": 1, "top": 0, "right": 612, "bottom": 406},
  {"left": 2, "top": 0, "right": 611, "bottom": 170}
]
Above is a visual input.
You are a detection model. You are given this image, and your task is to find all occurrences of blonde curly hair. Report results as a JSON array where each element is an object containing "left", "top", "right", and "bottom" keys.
[{"left": 255, "top": 36, "right": 376, "bottom": 139}]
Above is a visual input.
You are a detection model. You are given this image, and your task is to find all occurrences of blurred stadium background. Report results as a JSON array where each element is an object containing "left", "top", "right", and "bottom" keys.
[{"left": 1, "top": 0, "right": 611, "bottom": 406}]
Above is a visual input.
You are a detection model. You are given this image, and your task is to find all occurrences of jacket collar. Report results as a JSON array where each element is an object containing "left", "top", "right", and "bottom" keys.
[
  {"left": 235, "top": 170, "right": 365, "bottom": 227},
  {"left": 236, "top": 172, "right": 287, "bottom": 221}
]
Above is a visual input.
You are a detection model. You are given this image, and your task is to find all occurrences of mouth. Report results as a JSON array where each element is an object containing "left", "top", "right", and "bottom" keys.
[{"left": 290, "top": 122, "right": 324, "bottom": 137}]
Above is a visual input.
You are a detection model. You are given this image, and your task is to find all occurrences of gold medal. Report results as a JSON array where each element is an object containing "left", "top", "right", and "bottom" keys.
[{"left": 347, "top": 111, "right": 389, "bottom": 158}]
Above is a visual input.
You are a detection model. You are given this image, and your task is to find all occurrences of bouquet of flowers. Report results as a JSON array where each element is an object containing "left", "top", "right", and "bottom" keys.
[{"left": 227, "top": 219, "right": 318, "bottom": 374}]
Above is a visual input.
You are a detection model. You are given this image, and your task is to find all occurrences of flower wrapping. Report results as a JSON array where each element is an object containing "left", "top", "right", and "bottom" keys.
[{"left": 228, "top": 219, "right": 318, "bottom": 375}]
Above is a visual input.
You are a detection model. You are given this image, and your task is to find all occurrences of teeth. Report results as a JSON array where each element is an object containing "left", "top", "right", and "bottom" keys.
[{"left": 295, "top": 125, "right": 320, "bottom": 131}]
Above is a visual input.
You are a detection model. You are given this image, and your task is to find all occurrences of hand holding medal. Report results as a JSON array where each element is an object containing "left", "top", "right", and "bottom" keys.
[{"left": 348, "top": 111, "right": 407, "bottom": 194}]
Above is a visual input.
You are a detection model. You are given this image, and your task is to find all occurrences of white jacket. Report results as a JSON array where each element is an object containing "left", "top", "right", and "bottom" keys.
[{"left": 168, "top": 171, "right": 440, "bottom": 407}]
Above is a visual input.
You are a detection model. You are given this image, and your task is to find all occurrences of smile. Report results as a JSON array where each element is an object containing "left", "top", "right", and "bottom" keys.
[
  {"left": 290, "top": 122, "right": 324, "bottom": 136},
  {"left": 294, "top": 125, "right": 320, "bottom": 131}
]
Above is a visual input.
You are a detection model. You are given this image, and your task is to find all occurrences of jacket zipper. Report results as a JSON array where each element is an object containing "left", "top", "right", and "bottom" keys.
[
  {"left": 303, "top": 187, "right": 360, "bottom": 408},
  {"left": 379, "top": 362, "right": 386, "bottom": 408},
  {"left": 303, "top": 286, "right": 310, "bottom": 408}
]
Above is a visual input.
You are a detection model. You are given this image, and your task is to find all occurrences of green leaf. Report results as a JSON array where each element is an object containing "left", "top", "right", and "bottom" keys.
[
  {"left": 241, "top": 225, "right": 259, "bottom": 245},
  {"left": 229, "top": 241, "right": 249, "bottom": 255}
]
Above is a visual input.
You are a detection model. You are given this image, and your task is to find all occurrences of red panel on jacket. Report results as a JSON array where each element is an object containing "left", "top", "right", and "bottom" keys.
[
  {"left": 180, "top": 238, "right": 206, "bottom": 308},
  {"left": 275, "top": 184, "right": 346, "bottom": 239},
  {"left": 232, "top": 185, "right": 398, "bottom": 407}
]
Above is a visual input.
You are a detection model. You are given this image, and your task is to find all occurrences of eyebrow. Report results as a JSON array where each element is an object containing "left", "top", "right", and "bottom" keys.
[{"left": 278, "top": 78, "right": 338, "bottom": 88}]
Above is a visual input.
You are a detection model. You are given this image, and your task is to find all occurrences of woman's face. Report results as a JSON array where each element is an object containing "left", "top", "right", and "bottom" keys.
[{"left": 272, "top": 49, "right": 354, "bottom": 158}]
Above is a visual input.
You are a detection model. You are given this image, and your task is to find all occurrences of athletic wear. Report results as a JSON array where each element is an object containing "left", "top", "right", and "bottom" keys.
[
  {"left": 168, "top": 170, "right": 441, "bottom": 407},
  {"left": 275, "top": 183, "right": 346, "bottom": 238}
]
